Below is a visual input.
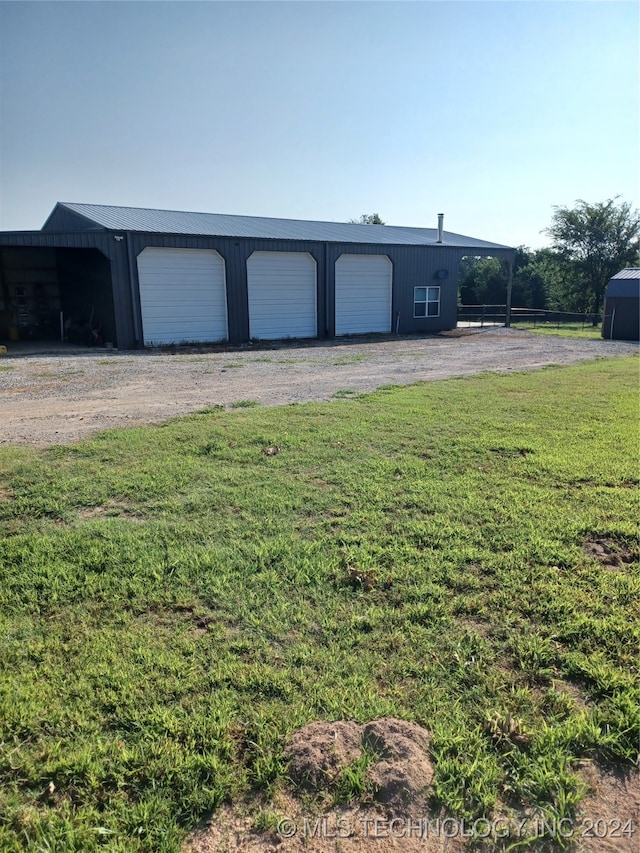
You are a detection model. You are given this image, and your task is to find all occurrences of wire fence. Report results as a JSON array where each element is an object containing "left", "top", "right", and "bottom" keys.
[
  {"left": 457, "top": 305, "right": 602, "bottom": 329},
  {"left": 511, "top": 308, "right": 601, "bottom": 329}
]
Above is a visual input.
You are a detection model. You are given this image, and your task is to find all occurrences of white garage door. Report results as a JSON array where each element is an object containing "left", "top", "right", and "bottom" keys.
[
  {"left": 247, "top": 252, "right": 317, "bottom": 340},
  {"left": 335, "top": 254, "right": 392, "bottom": 335},
  {"left": 137, "top": 248, "right": 228, "bottom": 345}
]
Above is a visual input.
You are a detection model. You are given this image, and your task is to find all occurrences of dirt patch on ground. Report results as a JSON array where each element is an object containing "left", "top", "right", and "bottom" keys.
[
  {"left": 183, "top": 774, "right": 640, "bottom": 853},
  {"left": 136, "top": 603, "right": 236, "bottom": 639},
  {"left": 456, "top": 616, "right": 492, "bottom": 639},
  {"left": 184, "top": 719, "right": 639, "bottom": 853},
  {"left": 576, "top": 764, "right": 640, "bottom": 851},
  {"left": 77, "top": 499, "right": 142, "bottom": 520},
  {"left": 362, "top": 718, "right": 433, "bottom": 812},
  {"left": 585, "top": 537, "right": 638, "bottom": 570},
  {"left": 184, "top": 795, "right": 466, "bottom": 853},
  {"left": 549, "top": 678, "right": 590, "bottom": 711},
  {"left": 184, "top": 717, "right": 461, "bottom": 853},
  {"left": 286, "top": 718, "right": 433, "bottom": 813},
  {"left": 1, "top": 328, "right": 636, "bottom": 446}
]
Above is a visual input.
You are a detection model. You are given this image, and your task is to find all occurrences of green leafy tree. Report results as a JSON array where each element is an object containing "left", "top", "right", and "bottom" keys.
[
  {"left": 545, "top": 197, "right": 640, "bottom": 314},
  {"left": 349, "top": 213, "right": 385, "bottom": 225},
  {"left": 513, "top": 248, "right": 564, "bottom": 309},
  {"left": 459, "top": 249, "right": 535, "bottom": 306},
  {"left": 459, "top": 256, "right": 506, "bottom": 304},
  {"left": 526, "top": 248, "right": 582, "bottom": 312}
]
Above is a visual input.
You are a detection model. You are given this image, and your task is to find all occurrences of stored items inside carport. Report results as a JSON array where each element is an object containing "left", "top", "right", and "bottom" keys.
[
  {"left": 0, "top": 245, "right": 116, "bottom": 346},
  {"left": 0, "top": 203, "right": 515, "bottom": 349}
]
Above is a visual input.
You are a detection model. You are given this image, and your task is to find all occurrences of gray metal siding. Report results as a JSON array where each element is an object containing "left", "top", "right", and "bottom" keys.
[
  {"left": 128, "top": 235, "right": 515, "bottom": 343},
  {"left": 326, "top": 245, "right": 480, "bottom": 335},
  {"left": 392, "top": 247, "right": 460, "bottom": 333},
  {"left": 42, "top": 206, "right": 106, "bottom": 232},
  {"left": 602, "top": 295, "right": 640, "bottom": 340},
  {"left": 0, "top": 230, "right": 516, "bottom": 349},
  {"left": 606, "top": 279, "right": 640, "bottom": 298},
  {"left": 602, "top": 270, "right": 640, "bottom": 339},
  {"left": 1, "top": 231, "right": 111, "bottom": 249}
]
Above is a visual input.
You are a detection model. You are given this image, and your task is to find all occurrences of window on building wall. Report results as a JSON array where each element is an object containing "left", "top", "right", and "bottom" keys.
[{"left": 414, "top": 286, "right": 440, "bottom": 318}]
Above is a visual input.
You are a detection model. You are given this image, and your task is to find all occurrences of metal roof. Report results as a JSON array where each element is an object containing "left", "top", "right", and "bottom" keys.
[
  {"left": 49, "top": 202, "right": 513, "bottom": 250},
  {"left": 610, "top": 268, "right": 640, "bottom": 281}
]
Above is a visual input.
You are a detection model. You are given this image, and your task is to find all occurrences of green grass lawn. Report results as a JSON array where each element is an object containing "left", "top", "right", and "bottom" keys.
[
  {"left": 511, "top": 322, "right": 603, "bottom": 339},
  {"left": 0, "top": 358, "right": 638, "bottom": 851}
]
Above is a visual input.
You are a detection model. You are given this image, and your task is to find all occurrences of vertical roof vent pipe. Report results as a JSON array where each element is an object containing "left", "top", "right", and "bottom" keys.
[{"left": 437, "top": 213, "right": 444, "bottom": 244}]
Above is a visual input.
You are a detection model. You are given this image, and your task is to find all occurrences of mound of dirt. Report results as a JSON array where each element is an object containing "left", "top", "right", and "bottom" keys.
[
  {"left": 585, "top": 537, "right": 637, "bottom": 570},
  {"left": 183, "top": 719, "right": 639, "bottom": 853},
  {"left": 285, "top": 717, "right": 433, "bottom": 812},
  {"left": 361, "top": 718, "right": 433, "bottom": 811},
  {"left": 286, "top": 719, "right": 363, "bottom": 793}
]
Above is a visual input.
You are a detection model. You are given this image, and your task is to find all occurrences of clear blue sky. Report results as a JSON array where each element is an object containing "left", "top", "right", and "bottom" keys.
[{"left": 0, "top": 1, "right": 637, "bottom": 248}]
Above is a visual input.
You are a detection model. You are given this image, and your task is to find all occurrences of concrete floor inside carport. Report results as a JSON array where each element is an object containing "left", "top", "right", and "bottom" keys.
[{"left": 0, "top": 341, "right": 116, "bottom": 358}]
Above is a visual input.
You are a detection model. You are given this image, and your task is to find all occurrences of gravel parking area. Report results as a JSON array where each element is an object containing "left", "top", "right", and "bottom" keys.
[{"left": 1, "top": 328, "right": 636, "bottom": 446}]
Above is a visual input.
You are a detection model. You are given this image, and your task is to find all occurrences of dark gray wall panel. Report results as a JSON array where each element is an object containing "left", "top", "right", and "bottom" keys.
[
  {"left": 602, "top": 296, "right": 639, "bottom": 340},
  {"left": 42, "top": 205, "right": 105, "bottom": 232},
  {"left": 0, "top": 231, "right": 516, "bottom": 348},
  {"left": 127, "top": 235, "right": 513, "bottom": 343},
  {"left": 326, "top": 244, "right": 461, "bottom": 335}
]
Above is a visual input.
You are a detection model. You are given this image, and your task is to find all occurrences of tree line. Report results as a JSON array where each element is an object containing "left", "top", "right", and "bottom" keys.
[{"left": 461, "top": 198, "right": 639, "bottom": 314}]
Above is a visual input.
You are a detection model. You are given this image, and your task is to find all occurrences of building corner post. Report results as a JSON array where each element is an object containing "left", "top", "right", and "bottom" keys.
[
  {"left": 125, "top": 233, "right": 142, "bottom": 347},
  {"left": 505, "top": 258, "right": 514, "bottom": 328}
]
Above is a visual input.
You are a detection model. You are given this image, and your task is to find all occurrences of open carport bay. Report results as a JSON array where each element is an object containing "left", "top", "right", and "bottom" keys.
[
  {"left": 0, "top": 245, "right": 116, "bottom": 346},
  {"left": 1, "top": 328, "right": 637, "bottom": 446}
]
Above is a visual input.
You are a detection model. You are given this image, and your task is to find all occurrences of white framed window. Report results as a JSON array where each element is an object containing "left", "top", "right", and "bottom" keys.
[{"left": 414, "top": 286, "right": 440, "bottom": 318}]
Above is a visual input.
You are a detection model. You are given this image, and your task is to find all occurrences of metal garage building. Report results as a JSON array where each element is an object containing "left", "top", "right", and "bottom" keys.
[
  {"left": 0, "top": 203, "right": 514, "bottom": 349},
  {"left": 601, "top": 269, "right": 640, "bottom": 341}
]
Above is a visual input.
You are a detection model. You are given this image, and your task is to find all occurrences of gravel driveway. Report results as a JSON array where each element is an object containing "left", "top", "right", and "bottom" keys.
[{"left": 1, "top": 328, "right": 636, "bottom": 447}]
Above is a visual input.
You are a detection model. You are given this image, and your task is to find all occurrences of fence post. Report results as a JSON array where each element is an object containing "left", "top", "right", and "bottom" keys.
[{"left": 481, "top": 305, "right": 485, "bottom": 328}]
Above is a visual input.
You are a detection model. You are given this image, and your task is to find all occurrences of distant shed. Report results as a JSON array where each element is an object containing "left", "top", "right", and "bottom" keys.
[{"left": 602, "top": 269, "right": 640, "bottom": 341}]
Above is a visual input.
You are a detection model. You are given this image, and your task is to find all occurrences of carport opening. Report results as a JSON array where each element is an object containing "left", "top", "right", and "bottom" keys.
[
  {"left": 457, "top": 252, "right": 537, "bottom": 327},
  {"left": 0, "top": 247, "right": 116, "bottom": 346},
  {"left": 457, "top": 255, "right": 510, "bottom": 326}
]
